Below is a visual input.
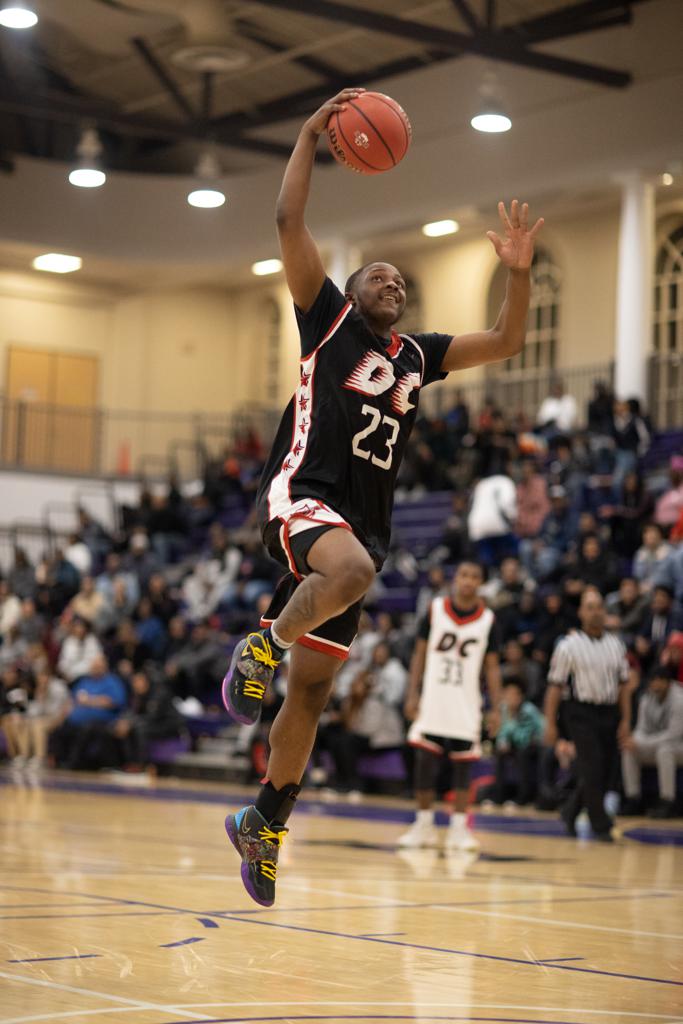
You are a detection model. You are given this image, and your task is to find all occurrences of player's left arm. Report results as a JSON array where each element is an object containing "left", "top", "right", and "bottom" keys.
[
  {"left": 440, "top": 200, "right": 544, "bottom": 373},
  {"left": 483, "top": 651, "right": 503, "bottom": 736},
  {"left": 404, "top": 637, "right": 427, "bottom": 720}
]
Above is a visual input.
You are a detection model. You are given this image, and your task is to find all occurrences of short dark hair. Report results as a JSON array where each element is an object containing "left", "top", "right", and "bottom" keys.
[
  {"left": 648, "top": 665, "right": 673, "bottom": 683},
  {"left": 344, "top": 263, "right": 373, "bottom": 296},
  {"left": 503, "top": 676, "right": 526, "bottom": 696},
  {"left": 455, "top": 559, "right": 485, "bottom": 578},
  {"left": 653, "top": 584, "right": 674, "bottom": 600}
]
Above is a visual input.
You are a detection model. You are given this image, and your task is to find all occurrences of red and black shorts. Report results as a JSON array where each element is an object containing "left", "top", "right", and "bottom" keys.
[
  {"left": 261, "top": 516, "right": 364, "bottom": 662},
  {"left": 410, "top": 733, "right": 481, "bottom": 761}
]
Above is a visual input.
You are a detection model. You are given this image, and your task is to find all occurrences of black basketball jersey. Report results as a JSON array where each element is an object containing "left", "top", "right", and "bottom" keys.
[{"left": 256, "top": 277, "right": 452, "bottom": 568}]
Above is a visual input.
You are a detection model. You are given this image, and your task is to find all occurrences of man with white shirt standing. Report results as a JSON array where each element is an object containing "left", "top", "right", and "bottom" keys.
[{"left": 537, "top": 379, "right": 578, "bottom": 436}]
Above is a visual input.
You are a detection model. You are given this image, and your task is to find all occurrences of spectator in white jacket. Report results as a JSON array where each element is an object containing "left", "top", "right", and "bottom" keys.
[
  {"left": 633, "top": 523, "right": 673, "bottom": 593},
  {"left": 468, "top": 471, "right": 518, "bottom": 567},
  {"left": 57, "top": 617, "right": 103, "bottom": 684},
  {"left": 621, "top": 668, "right": 683, "bottom": 819}
]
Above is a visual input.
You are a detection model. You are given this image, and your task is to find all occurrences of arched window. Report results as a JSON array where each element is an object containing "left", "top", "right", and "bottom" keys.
[
  {"left": 486, "top": 246, "right": 561, "bottom": 374},
  {"left": 264, "top": 298, "right": 281, "bottom": 405},
  {"left": 654, "top": 223, "right": 683, "bottom": 355},
  {"left": 400, "top": 273, "right": 423, "bottom": 335}
]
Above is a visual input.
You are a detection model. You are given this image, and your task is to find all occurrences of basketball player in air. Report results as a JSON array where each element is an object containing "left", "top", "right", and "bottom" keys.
[
  {"left": 222, "top": 87, "right": 544, "bottom": 906},
  {"left": 399, "top": 560, "right": 502, "bottom": 853}
]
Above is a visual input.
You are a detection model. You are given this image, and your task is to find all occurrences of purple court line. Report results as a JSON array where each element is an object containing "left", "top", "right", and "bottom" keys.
[
  {"left": 0, "top": 910, "right": 178, "bottom": 922},
  {"left": 536, "top": 957, "right": 585, "bottom": 963},
  {"left": 2, "top": 882, "right": 680, "bottom": 987},
  {"left": 203, "top": 891, "right": 673, "bottom": 917},
  {"left": 357, "top": 932, "right": 406, "bottom": 937},
  {"left": 159, "top": 1016, "right": 604, "bottom": 1024},
  {"left": 198, "top": 917, "right": 219, "bottom": 928},
  {"left": 3, "top": 775, "right": 681, "bottom": 848},
  {"left": 213, "top": 912, "right": 683, "bottom": 987},
  {"left": 159, "top": 936, "right": 206, "bottom": 948},
  {"left": 7, "top": 953, "right": 102, "bottom": 964}
]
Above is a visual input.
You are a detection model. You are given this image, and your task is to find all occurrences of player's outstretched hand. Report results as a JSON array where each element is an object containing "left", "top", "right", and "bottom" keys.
[
  {"left": 303, "top": 88, "right": 366, "bottom": 137},
  {"left": 486, "top": 200, "right": 544, "bottom": 271}
]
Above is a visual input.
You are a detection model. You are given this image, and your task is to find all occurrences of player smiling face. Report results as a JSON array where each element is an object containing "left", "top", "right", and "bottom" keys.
[{"left": 345, "top": 262, "right": 407, "bottom": 334}]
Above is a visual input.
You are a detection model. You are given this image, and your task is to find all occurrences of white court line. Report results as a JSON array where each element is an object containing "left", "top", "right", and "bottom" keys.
[
  {"left": 2, "top": 1003, "right": 681, "bottom": 1024},
  {"left": 428, "top": 903, "right": 683, "bottom": 941},
  {"left": 262, "top": 882, "right": 683, "bottom": 940},
  {"left": 0, "top": 970, "right": 211, "bottom": 1022}
]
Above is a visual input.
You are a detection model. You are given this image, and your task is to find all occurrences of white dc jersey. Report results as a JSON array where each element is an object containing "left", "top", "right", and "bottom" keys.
[{"left": 411, "top": 597, "right": 496, "bottom": 742}]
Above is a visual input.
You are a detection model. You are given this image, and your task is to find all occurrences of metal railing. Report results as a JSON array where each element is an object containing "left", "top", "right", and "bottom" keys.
[
  {"left": 422, "top": 362, "right": 616, "bottom": 428},
  {"left": 0, "top": 397, "right": 281, "bottom": 480},
  {"left": 0, "top": 356, "right": 680, "bottom": 482}
]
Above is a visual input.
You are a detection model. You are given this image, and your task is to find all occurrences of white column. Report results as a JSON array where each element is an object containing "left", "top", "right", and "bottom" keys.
[
  {"left": 327, "top": 238, "right": 362, "bottom": 293},
  {"left": 614, "top": 174, "right": 654, "bottom": 401}
]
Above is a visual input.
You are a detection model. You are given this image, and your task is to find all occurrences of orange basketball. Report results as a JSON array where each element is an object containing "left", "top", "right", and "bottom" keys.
[{"left": 327, "top": 92, "right": 412, "bottom": 175}]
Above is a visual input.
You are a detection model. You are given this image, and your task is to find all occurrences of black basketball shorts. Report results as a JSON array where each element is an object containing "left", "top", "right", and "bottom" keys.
[{"left": 261, "top": 518, "right": 364, "bottom": 661}]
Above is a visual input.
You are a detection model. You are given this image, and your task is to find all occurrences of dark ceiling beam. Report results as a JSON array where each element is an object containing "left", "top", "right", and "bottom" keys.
[
  {"left": 235, "top": 18, "right": 342, "bottom": 80},
  {"left": 252, "top": 0, "right": 630, "bottom": 87},
  {"left": 448, "top": 0, "right": 480, "bottom": 33},
  {"left": 516, "top": 9, "right": 632, "bottom": 44},
  {"left": 508, "top": 1, "right": 635, "bottom": 44},
  {"left": 131, "top": 36, "right": 197, "bottom": 123},
  {"left": 0, "top": 88, "right": 329, "bottom": 161},
  {"left": 209, "top": 50, "right": 451, "bottom": 136}
]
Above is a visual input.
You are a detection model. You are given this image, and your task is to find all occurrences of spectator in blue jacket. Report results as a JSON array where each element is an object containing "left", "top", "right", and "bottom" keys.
[
  {"left": 52, "top": 654, "right": 127, "bottom": 769},
  {"left": 492, "top": 678, "right": 545, "bottom": 806}
]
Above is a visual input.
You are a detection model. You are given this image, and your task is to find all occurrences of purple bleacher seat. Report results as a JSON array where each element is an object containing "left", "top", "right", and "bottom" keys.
[
  {"left": 147, "top": 734, "right": 191, "bottom": 763},
  {"left": 357, "top": 748, "right": 406, "bottom": 781}
]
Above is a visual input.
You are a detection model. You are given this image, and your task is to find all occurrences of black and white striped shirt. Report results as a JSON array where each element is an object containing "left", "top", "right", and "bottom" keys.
[{"left": 548, "top": 630, "right": 629, "bottom": 705}]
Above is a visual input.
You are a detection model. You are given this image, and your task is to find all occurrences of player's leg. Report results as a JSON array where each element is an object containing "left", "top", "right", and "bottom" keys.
[
  {"left": 223, "top": 525, "right": 374, "bottom": 726},
  {"left": 225, "top": 599, "right": 360, "bottom": 906},
  {"left": 398, "top": 744, "right": 441, "bottom": 848},
  {"left": 445, "top": 749, "right": 479, "bottom": 853}
]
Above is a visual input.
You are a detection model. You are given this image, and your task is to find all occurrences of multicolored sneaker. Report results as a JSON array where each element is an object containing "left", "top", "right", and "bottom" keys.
[
  {"left": 222, "top": 630, "right": 281, "bottom": 725},
  {"left": 225, "top": 805, "right": 287, "bottom": 907}
]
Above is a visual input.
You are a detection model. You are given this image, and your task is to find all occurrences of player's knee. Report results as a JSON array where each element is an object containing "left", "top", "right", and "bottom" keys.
[{"left": 336, "top": 555, "right": 375, "bottom": 604}]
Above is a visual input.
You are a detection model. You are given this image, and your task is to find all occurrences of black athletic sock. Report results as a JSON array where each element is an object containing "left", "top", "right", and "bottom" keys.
[
  {"left": 256, "top": 780, "right": 301, "bottom": 826},
  {"left": 262, "top": 626, "right": 288, "bottom": 660}
]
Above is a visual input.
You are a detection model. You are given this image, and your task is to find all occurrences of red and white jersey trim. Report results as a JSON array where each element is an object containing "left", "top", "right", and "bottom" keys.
[
  {"left": 260, "top": 616, "right": 352, "bottom": 661},
  {"left": 267, "top": 303, "right": 353, "bottom": 523}
]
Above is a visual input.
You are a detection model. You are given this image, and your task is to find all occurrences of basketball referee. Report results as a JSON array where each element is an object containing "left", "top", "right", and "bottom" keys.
[{"left": 544, "top": 587, "right": 631, "bottom": 841}]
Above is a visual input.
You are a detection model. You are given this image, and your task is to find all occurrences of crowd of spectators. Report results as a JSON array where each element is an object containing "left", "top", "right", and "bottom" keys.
[{"left": 1, "top": 381, "right": 682, "bottom": 816}]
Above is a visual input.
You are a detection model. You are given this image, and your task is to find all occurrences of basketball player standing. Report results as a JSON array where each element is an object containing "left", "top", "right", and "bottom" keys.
[
  {"left": 399, "top": 560, "right": 502, "bottom": 853},
  {"left": 222, "top": 87, "right": 544, "bottom": 906}
]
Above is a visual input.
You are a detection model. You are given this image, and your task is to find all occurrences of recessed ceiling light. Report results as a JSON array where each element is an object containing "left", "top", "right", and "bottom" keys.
[
  {"left": 69, "top": 168, "right": 106, "bottom": 189},
  {"left": 0, "top": 5, "right": 38, "bottom": 29},
  {"left": 471, "top": 112, "right": 512, "bottom": 133},
  {"left": 32, "top": 253, "right": 82, "bottom": 274},
  {"left": 422, "top": 219, "right": 460, "bottom": 238},
  {"left": 251, "top": 259, "right": 283, "bottom": 276},
  {"left": 662, "top": 172, "right": 674, "bottom": 187},
  {"left": 187, "top": 188, "right": 226, "bottom": 208}
]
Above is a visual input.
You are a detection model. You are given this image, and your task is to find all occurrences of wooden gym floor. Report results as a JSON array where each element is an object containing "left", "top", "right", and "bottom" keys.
[{"left": 0, "top": 773, "right": 681, "bottom": 1024}]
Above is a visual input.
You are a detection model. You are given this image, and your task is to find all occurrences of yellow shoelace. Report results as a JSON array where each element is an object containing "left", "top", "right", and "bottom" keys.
[
  {"left": 245, "top": 633, "right": 280, "bottom": 671},
  {"left": 257, "top": 825, "right": 286, "bottom": 881}
]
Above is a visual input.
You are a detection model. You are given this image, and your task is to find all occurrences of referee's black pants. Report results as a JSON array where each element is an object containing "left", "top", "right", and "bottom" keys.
[{"left": 564, "top": 700, "right": 619, "bottom": 836}]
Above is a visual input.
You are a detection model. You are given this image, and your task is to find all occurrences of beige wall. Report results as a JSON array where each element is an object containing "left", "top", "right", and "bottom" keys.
[{"left": 1, "top": 195, "right": 681, "bottom": 424}]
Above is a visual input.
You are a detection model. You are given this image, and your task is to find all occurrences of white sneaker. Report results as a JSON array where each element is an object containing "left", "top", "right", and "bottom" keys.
[
  {"left": 397, "top": 820, "right": 438, "bottom": 848},
  {"left": 445, "top": 826, "right": 480, "bottom": 853}
]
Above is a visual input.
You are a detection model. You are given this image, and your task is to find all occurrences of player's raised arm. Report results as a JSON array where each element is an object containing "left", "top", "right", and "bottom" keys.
[
  {"left": 440, "top": 200, "right": 544, "bottom": 373},
  {"left": 275, "top": 88, "right": 365, "bottom": 314}
]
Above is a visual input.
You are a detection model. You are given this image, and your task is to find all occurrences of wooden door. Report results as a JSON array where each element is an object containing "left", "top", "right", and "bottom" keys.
[{"left": 3, "top": 347, "right": 99, "bottom": 472}]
